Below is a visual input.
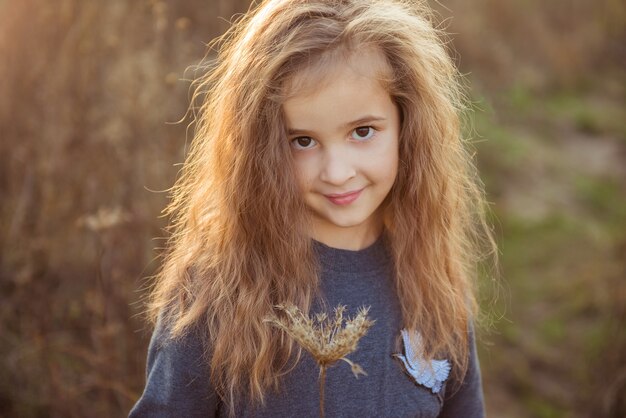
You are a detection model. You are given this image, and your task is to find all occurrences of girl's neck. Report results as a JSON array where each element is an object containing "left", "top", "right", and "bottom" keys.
[
  {"left": 309, "top": 221, "right": 384, "bottom": 251},
  {"left": 313, "top": 231, "right": 389, "bottom": 274}
]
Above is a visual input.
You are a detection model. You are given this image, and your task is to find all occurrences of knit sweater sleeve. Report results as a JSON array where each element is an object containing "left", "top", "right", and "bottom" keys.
[
  {"left": 128, "top": 317, "right": 220, "bottom": 418},
  {"left": 438, "top": 324, "right": 485, "bottom": 418}
]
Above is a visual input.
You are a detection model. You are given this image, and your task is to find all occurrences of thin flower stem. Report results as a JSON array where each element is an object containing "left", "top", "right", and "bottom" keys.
[
  {"left": 265, "top": 303, "right": 374, "bottom": 417},
  {"left": 319, "top": 365, "right": 326, "bottom": 418}
]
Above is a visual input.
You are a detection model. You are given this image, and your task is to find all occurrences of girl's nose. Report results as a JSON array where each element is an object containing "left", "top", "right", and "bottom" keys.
[{"left": 319, "top": 148, "right": 356, "bottom": 186}]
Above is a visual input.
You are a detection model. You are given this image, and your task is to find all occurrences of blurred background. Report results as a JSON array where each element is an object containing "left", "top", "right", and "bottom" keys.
[{"left": 0, "top": 0, "right": 624, "bottom": 416}]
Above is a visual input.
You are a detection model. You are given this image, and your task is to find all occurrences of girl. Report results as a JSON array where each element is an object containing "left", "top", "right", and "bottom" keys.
[{"left": 131, "top": 0, "right": 496, "bottom": 417}]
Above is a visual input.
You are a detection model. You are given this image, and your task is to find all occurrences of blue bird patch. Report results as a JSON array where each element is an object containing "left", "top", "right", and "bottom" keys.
[{"left": 393, "top": 329, "right": 451, "bottom": 394}]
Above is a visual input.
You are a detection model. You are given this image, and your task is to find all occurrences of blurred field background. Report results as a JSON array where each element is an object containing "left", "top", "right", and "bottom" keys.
[{"left": 0, "top": 0, "right": 624, "bottom": 417}]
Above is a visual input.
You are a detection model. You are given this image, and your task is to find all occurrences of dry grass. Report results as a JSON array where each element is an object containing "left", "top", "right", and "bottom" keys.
[
  {"left": 266, "top": 303, "right": 374, "bottom": 418},
  {"left": 436, "top": 0, "right": 626, "bottom": 91}
]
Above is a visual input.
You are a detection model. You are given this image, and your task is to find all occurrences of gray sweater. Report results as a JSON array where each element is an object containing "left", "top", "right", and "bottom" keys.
[{"left": 130, "top": 235, "right": 485, "bottom": 417}]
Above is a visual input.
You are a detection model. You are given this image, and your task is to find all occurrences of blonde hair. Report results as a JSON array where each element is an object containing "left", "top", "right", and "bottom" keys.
[{"left": 149, "top": 0, "right": 496, "bottom": 413}]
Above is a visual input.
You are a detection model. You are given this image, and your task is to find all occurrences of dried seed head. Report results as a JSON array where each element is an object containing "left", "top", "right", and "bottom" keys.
[{"left": 265, "top": 303, "right": 375, "bottom": 373}]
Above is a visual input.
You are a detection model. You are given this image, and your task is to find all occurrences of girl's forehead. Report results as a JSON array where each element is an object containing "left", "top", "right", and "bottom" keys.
[{"left": 283, "top": 46, "right": 393, "bottom": 100}]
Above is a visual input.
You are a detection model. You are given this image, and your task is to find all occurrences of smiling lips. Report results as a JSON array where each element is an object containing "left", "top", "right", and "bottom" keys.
[{"left": 323, "top": 188, "right": 364, "bottom": 206}]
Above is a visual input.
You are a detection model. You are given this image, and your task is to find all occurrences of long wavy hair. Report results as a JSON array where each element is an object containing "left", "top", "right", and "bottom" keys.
[{"left": 148, "top": 0, "right": 497, "bottom": 413}]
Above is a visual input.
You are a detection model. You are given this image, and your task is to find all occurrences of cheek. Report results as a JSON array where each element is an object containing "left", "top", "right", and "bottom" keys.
[
  {"left": 291, "top": 154, "right": 317, "bottom": 191},
  {"left": 379, "top": 157, "right": 399, "bottom": 187},
  {"left": 366, "top": 138, "right": 399, "bottom": 184},
  {"left": 387, "top": 148, "right": 400, "bottom": 181}
]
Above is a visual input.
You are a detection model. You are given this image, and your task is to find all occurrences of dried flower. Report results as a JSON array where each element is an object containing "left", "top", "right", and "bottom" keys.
[
  {"left": 266, "top": 303, "right": 375, "bottom": 418},
  {"left": 76, "top": 206, "right": 131, "bottom": 232}
]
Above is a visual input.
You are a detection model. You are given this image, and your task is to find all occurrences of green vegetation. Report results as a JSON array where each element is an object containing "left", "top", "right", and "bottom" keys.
[{"left": 473, "top": 74, "right": 625, "bottom": 417}]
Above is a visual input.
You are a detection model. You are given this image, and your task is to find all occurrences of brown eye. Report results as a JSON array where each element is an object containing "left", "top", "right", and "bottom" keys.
[
  {"left": 356, "top": 127, "right": 370, "bottom": 137},
  {"left": 297, "top": 137, "right": 312, "bottom": 147},
  {"left": 291, "top": 136, "right": 317, "bottom": 150},
  {"left": 351, "top": 126, "right": 375, "bottom": 141}
]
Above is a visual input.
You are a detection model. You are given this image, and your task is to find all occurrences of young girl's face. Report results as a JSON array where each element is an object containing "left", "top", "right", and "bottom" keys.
[{"left": 283, "top": 48, "right": 400, "bottom": 250}]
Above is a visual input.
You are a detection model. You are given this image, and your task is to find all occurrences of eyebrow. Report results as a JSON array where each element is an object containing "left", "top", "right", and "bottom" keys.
[{"left": 287, "top": 115, "right": 387, "bottom": 136}]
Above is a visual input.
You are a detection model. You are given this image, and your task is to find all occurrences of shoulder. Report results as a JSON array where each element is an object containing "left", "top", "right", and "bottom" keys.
[
  {"left": 438, "top": 321, "right": 485, "bottom": 418},
  {"left": 129, "top": 316, "right": 219, "bottom": 418}
]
